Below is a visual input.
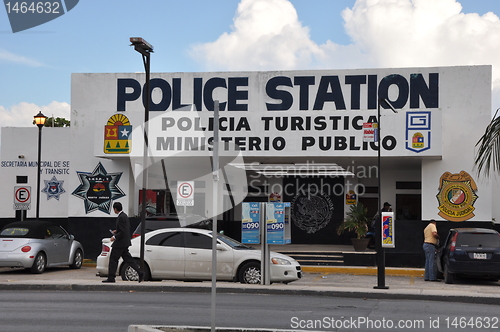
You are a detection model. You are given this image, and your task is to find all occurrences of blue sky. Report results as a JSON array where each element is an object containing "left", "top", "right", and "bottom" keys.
[{"left": 1, "top": 0, "right": 499, "bottom": 127}]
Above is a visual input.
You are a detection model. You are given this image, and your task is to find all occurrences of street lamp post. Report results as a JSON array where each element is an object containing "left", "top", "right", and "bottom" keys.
[
  {"left": 374, "top": 98, "right": 397, "bottom": 290},
  {"left": 34, "top": 111, "right": 47, "bottom": 220},
  {"left": 130, "top": 37, "right": 153, "bottom": 271}
]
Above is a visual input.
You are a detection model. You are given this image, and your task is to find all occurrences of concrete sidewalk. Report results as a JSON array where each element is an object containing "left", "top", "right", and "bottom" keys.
[{"left": 0, "top": 265, "right": 499, "bottom": 306}]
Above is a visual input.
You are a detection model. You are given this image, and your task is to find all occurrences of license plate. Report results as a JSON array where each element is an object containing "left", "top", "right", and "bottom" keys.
[{"left": 473, "top": 253, "right": 487, "bottom": 259}]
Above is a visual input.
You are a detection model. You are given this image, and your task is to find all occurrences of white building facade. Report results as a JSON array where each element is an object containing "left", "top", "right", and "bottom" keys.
[{"left": 0, "top": 65, "right": 496, "bottom": 245}]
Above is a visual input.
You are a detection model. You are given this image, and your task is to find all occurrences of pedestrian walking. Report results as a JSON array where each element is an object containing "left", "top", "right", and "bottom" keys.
[{"left": 102, "top": 202, "right": 145, "bottom": 283}]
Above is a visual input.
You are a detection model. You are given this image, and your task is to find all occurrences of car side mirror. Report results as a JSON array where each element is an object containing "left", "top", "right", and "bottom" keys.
[
  {"left": 216, "top": 244, "right": 227, "bottom": 251},
  {"left": 69, "top": 235, "right": 75, "bottom": 241}
]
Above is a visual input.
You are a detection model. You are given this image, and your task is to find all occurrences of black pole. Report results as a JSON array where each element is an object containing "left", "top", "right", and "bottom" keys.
[
  {"left": 374, "top": 98, "right": 388, "bottom": 289},
  {"left": 36, "top": 125, "right": 43, "bottom": 220},
  {"left": 139, "top": 51, "right": 150, "bottom": 272}
]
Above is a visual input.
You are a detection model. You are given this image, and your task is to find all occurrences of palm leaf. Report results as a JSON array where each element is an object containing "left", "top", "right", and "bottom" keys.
[{"left": 475, "top": 108, "right": 500, "bottom": 177}]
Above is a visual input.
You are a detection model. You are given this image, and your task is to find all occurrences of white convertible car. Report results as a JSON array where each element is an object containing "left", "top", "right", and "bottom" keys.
[{"left": 96, "top": 228, "right": 302, "bottom": 284}]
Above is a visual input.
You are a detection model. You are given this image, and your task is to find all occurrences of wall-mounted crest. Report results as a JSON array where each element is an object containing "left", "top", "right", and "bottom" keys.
[
  {"left": 291, "top": 189, "right": 334, "bottom": 234},
  {"left": 436, "top": 170, "right": 478, "bottom": 221},
  {"left": 406, "top": 111, "right": 431, "bottom": 153},
  {"left": 104, "top": 113, "right": 132, "bottom": 154},
  {"left": 42, "top": 176, "right": 66, "bottom": 200},
  {"left": 72, "top": 162, "right": 125, "bottom": 214}
]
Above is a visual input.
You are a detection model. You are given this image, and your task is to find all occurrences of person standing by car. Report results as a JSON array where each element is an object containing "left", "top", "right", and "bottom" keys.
[
  {"left": 423, "top": 219, "right": 440, "bottom": 282},
  {"left": 102, "top": 202, "right": 145, "bottom": 283}
]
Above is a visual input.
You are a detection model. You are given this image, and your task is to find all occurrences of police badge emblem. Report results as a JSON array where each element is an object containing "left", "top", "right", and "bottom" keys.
[
  {"left": 72, "top": 162, "right": 125, "bottom": 214},
  {"left": 436, "top": 171, "right": 478, "bottom": 222},
  {"left": 42, "top": 176, "right": 66, "bottom": 200}
]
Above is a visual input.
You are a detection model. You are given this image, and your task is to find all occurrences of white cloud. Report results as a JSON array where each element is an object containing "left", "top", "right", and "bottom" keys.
[
  {"left": 190, "top": 0, "right": 500, "bottom": 112},
  {"left": 0, "top": 49, "right": 44, "bottom": 67},
  {"left": 342, "top": 0, "right": 500, "bottom": 85},
  {"left": 0, "top": 101, "right": 70, "bottom": 128},
  {"left": 189, "top": 0, "right": 327, "bottom": 71},
  {"left": 0, "top": 101, "right": 70, "bottom": 147}
]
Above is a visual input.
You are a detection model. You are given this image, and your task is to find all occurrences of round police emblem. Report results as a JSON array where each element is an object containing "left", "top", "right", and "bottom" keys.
[{"left": 436, "top": 171, "right": 478, "bottom": 222}]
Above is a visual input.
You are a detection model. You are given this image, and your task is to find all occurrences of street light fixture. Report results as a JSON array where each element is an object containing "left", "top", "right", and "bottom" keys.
[
  {"left": 34, "top": 111, "right": 47, "bottom": 220},
  {"left": 130, "top": 37, "right": 153, "bottom": 271},
  {"left": 374, "top": 98, "right": 397, "bottom": 290}
]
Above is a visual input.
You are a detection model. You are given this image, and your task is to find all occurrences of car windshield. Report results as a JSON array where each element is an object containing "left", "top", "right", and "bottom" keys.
[
  {"left": 457, "top": 233, "right": 500, "bottom": 247},
  {"left": 215, "top": 233, "right": 254, "bottom": 250}
]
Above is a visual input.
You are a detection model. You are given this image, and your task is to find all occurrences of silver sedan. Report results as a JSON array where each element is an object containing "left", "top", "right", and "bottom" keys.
[
  {"left": 96, "top": 228, "right": 302, "bottom": 284},
  {"left": 0, "top": 220, "right": 84, "bottom": 274}
]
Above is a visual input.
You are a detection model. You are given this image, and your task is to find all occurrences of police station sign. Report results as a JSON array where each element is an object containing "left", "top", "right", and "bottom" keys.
[{"left": 85, "top": 68, "right": 443, "bottom": 158}]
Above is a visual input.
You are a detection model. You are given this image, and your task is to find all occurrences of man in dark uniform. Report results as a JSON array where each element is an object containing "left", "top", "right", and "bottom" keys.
[{"left": 102, "top": 202, "right": 145, "bottom": 283}]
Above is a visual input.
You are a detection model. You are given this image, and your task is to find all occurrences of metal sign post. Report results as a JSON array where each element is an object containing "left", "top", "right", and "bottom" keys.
[
  {"left": 260, "top": 202, "right": 270, "bottom": 285},
  {"left": 374, "top": 98, "right": 397, "bottom": 290},
  {"left": 210, "top": 100, "right": 220, "bottom": 332}
]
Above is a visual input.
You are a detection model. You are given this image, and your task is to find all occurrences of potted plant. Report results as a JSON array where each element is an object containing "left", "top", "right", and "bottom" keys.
[{"left": 336, "top": 202, "right": 370, "bottom": 251}]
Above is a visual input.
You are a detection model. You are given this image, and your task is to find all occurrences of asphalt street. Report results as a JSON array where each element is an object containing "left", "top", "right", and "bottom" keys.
[
  {"left": 1, "top": 289, "right": 498, "bottom": 332},
  {"left": 0, "top": 265, "right": 499, "bottom": 306}
]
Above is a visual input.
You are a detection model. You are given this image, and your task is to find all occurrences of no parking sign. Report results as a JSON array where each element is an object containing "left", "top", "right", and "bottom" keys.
[
  {"left": 176, "top": 181, "right": 194, "bottom": 206},
  {"left": 14, "top": 186, "right": 31, "bottom": 210}
]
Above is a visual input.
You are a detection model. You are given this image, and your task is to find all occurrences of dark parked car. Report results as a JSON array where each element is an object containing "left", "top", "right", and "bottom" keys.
[
  {"left": 131, "top": 213, "right": 212, "bottom": 238},
  {"left": 437, "top": 228, "right": 500, "bottom": 284}
]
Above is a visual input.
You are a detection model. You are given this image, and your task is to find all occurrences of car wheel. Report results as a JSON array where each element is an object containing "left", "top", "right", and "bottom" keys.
[
  {"left": 69, "top": 249, "right": 83, "bottom": 269},
  {"left": 30, "top": 252, "right": 46, "bottom": 274},
  {"left": 120, "top": 260, "right": 150, "bottom": 281},
  {"left": 444, "top": 264, "right": 454, "bottom": 284},
  {"left": 239, "top": 262, "right": 261, "bottom": 284}
]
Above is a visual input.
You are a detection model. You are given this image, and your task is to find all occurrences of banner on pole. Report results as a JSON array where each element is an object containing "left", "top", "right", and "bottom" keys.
[{"left": 381, "top": 212, "right": 395, "bottom": 248}]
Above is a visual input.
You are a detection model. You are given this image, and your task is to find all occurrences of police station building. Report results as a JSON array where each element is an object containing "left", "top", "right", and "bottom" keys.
[{"left": 1, "top": 65, "right": 498, "bottom": 259}]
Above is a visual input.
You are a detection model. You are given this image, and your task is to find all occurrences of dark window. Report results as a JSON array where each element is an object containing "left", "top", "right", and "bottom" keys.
[
  {"left": 147, "top": 232, "right": 183, "bottom": 247},
  {"left": 396, "top": 182, "right": 421, "bottom": 190},
  {"left": 184, "top": 232, "right": 212, "bottom": 249},
  {"left": 16, "top": 176, "right": 28, "bottom": 184},
  {"left": 457, "top": 233, "right": 500, "bottom": 247},
  {"left": 363, "top": 186, "right": 378, "bottom": 194},
  {"left": 46, "top": 226, "right": 67, "bottom": 239},
  {"left": 396, "top": 194, "right": 421, "bottom": 220}
]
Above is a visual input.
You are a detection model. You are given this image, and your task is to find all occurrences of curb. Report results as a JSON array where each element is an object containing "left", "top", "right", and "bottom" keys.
[
  {"left": 301, "top": 266, "right": 424, "bottom": 277},
  {"left": 1, "top": 281, "right": 498, "bottom": 305}
]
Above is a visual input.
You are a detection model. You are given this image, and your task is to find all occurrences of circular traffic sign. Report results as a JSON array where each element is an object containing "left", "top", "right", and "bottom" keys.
[
  {"left": 178, "top": 182, "right": 194, "bottom": 198},
  {"left": 15, "top": 187, "right": 31, "bottom": 203}
]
